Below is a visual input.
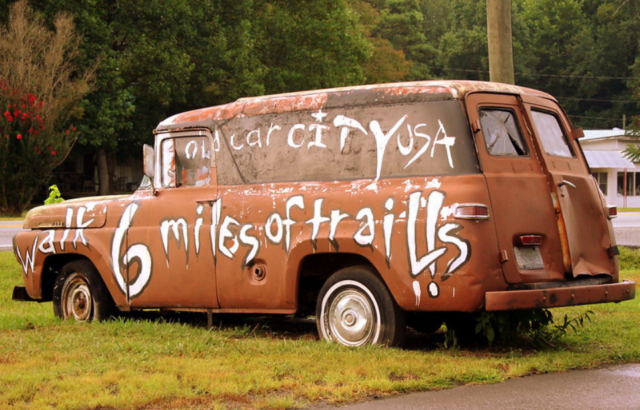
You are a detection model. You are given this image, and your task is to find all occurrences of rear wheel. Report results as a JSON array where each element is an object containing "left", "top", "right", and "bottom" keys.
[
  {"left": 316, "top": 266, "right": 405, "bottom": 347},
  {"left": 53, "top": 260, "right": 114, "bottom": 321}
]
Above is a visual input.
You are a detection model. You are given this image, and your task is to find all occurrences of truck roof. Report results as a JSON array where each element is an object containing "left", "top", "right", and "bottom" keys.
[{"left": 155, "top": 80, "right": 555, "bottom": 133}]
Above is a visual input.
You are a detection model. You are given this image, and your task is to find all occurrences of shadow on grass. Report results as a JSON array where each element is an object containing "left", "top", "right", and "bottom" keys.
[{"left": 111, "top": 309, "right": 478, "bottom": 351}]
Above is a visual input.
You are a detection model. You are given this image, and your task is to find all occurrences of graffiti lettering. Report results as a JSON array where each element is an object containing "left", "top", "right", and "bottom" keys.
[
  {"left": 111, "top": 202, "right": 152, "bottom": 299},
  {"left": 111, "top": 190, "right": 470, "bottom": 304},
  {"left": 218, "top": 110, "right": 458, "bottom": 180},
  {"left": 16, "top": 206, "right": 96, "bottom": 277}
]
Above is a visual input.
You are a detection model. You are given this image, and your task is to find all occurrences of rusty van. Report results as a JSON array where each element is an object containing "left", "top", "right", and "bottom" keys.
[{"left": 11, "top": 81, "right": 636, "bottom": 347}]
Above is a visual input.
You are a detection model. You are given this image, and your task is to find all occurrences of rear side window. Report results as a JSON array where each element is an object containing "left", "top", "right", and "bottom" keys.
[
  {"left": 479, "top": 109, "right": 528, "bottom": 156},
  {"left": 531, "top": 110, "right": 574, "bottom": 158}
]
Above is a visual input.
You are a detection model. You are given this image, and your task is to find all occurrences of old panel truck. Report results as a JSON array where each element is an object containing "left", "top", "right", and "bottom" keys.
[{"left": 12, "top": 81, "right": 636, "bottom": 347}]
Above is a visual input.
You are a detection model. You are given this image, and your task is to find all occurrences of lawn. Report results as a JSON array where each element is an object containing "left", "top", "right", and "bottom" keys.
[{"left": 0, "top": 250, "right": 638, "bottom": 410}]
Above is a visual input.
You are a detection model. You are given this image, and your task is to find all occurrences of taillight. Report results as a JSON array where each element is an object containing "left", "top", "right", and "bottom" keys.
[
  {"left": 607, "top": 205, "right": 617, "bottom": 219},
  {"left": 454, "top": 204, "right": 490, "bottom": 220},
  {"left": 518, "top": 235, "right": 543, "bottom": 246}
]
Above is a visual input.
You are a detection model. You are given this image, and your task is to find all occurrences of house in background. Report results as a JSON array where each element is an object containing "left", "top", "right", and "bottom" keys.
[{"left": 579, "top": 128, "right": 639, "bottom": 207}]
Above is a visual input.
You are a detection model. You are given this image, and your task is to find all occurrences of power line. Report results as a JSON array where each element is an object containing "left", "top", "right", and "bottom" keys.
[
  {"left": 432, "top": 67, "right": 635, "bottom": 81},
  {"left": 568, "top": 114, "right": 625, "bottom": 120},
  {"left": 558, "top": 97, "right": 639, "bottom": 104}
]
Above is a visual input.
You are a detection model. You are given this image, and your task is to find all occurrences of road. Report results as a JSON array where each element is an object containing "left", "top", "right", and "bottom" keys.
[
  {"left": 0, "top": 220, "right": 22, "bottom": 252},
  {"left": 312, "top": 364, "right": 640, "bottom": 410},
  {"left": 611, "top": 212, "right": 640, "bottom": 247}
]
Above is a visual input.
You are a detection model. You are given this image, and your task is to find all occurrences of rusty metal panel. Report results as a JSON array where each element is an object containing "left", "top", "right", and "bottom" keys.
[
  {"left": 485, "top": 280, "right": 636, "bottom": 310},
  {"left": 22, "top": 197, "right": 120, "bottom": 229}
]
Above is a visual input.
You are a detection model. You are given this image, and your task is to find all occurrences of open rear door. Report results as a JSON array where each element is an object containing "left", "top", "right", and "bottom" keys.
[
  {"left": 466, "top": 92, "right": 617, "bottom": 285},
  {"left": 520, "top": 94, "right": 617, "bottom": 277},
  {"left": 466, "top": 93, "right": 565, "bottom": 284}
]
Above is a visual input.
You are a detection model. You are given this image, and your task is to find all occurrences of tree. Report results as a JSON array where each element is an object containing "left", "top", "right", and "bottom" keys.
[
  {"left": 24, "top": 0, "right": 371, "bottom": 195},
  {"left": 253, "top": 0, "right": 370, "bottom": 93},
  {"left": 0, "top": 0, "right": 94, "bottom": 215}
]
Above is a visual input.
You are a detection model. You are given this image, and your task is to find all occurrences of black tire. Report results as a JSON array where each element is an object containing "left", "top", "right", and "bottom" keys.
[
  {"left": 53, "top": 260, "right": 115, "bottom": 321},
  {"left": 406, "top": 312, "right": 444, "bottom": 334},
  {"left": 316, "top": 266, "right": 405, "bottom": 347}
]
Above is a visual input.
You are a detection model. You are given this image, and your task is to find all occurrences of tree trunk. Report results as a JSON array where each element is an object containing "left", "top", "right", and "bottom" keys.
[
  {"left": 97, "top": 147, "right": 110, "bottom": 196},
  {"left": 107, "top": 151, "right": 116, "bottom": 193}
]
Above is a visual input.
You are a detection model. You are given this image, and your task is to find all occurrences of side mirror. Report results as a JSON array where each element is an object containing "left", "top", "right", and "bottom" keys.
[
  {"left": 571, "top": 128, "right": 584, "bottom": 140},
  {"left": 143, "top": 144, "right": 157, "bottom": 195}
]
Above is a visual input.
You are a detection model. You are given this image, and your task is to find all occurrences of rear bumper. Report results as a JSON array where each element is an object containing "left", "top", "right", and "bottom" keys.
[{"left": 485, "top": 280, "right": 636, "bottom": 311}]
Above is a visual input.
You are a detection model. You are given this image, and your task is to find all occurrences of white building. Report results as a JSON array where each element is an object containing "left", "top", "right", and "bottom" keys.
[{"left": 580, "top": 128, "right": 639, "bottom": 207}]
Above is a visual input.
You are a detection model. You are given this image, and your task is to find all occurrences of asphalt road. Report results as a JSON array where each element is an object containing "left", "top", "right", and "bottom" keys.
[
  {"left": 312, "top": 364, "right": 640, "bottom": 410},
  {"left": 612, "top": 212, "right": 640, "bottom": 247},
  {"left": 0, "top": 220, "right": 21, "bottom": 252}
]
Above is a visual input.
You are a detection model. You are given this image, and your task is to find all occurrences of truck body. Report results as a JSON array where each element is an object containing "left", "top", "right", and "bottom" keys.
[{"left": 12, "top": 81, "right": 635, "bottom": 346}]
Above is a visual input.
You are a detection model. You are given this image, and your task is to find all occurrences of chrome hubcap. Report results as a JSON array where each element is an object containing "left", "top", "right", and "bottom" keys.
[{"left": 328, "top": 289, "right": 375, "bottom": 347}]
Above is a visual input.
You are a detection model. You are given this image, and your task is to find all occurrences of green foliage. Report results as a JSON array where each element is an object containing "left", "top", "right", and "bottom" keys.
[
  {"left": 473, "top": 309, "right": 593, "bottom": 348},
  {"left": 619, "top": 246, "right": 640, "bottom": 272},
  {"left": 623, "top": 143, "right": 640, "bottom": 163},
  {"left": 2, "top": 0, "right": 640, "bottom": 203},
  {"left": 0, "top": 0, "right": 88, "bottom": 215},
  {"left": 44, "top": 184, "right": 64, "bottom": 205},
  {"left": 0, "top": 83, "right": 73, "bottom": 215},
  {"left": 253, "top": 0, "right": 369, "bottom": 93}
]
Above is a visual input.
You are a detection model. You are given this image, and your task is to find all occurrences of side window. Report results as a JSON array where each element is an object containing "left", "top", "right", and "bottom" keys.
[
  {"left": 531, "top": 110, "right": 574, "bottom": 158},
  {"left": 161, "top": 136, "right": 212, "bottom": 188},
  {"left": 592, "top": 171, "right": 608, "bottom": 195},
  {"left": 479, "top": 109, "right": 528, "bottom": 156}
]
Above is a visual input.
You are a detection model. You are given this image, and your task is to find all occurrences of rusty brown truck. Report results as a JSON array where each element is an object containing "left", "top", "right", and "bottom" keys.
[{"left": 12, "top": 81, "right": 636, "bottom": 347}]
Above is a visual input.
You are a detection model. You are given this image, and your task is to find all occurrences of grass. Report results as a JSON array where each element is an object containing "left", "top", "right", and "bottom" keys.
[
  {"left": 0, "top": 251, "right": 638, "bottom": 410},
  {"left": 0, "top": 211, "right": 27, "bottom": 222}
]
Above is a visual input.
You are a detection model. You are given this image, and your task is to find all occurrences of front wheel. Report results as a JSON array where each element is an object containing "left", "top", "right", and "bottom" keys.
[
  {"left": 53, "top": 260, "right": 114, "bottom": 321},
  {"left": 316, "top": 266, "right": 405, "bottom": 347}
]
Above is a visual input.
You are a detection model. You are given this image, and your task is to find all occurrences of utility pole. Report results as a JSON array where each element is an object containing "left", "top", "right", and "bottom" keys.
[{"left": 486, "top": 0, "right": 514, "bottom": 84}]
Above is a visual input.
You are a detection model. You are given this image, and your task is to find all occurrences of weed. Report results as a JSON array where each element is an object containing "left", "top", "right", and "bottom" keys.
[
  {"left": 43, "top": 184, "right": 64, "bottom": 205},
  {"left": 472, "top": 309, "right": 594, "bottom": 348},
  {"left": 619, "top": 246, "right": 640, "bottom": 271}
]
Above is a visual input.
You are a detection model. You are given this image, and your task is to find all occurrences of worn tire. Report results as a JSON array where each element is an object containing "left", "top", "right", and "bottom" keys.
[
  {"left": 53, "top": 260, "right": 114, "bottom": 321},
  {"left": 316, "top": 266, "right": 405, "bottom": 347}
]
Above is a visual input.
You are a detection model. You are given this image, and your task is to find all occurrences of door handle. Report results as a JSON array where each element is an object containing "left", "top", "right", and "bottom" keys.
[{"left": 558, "top": 180, "right": 576, "bottom": 189}]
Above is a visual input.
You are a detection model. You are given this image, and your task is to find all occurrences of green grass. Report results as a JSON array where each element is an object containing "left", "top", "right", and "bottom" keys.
[
  {"left": 0, "top": 211, "right": 27, "bottom": 222},
  {"left": 0, "top": 251, "right": 638, "bottom": 410}
]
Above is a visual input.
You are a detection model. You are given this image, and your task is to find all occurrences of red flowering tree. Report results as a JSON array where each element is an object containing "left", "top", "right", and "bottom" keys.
[
  {"left": 0, "top": 0, "right": 95, "bottom": 215},
  {"left": 0, "top": 82, "right": 78, "bottom": 215}
]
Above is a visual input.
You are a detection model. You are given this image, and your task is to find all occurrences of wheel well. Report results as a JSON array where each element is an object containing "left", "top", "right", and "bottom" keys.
[
  {"left": 40, "top": 254, "right": 89, "bottom": 301},
  {"left": 296, "top": 253, "right": 376, "bottom": 316}
]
